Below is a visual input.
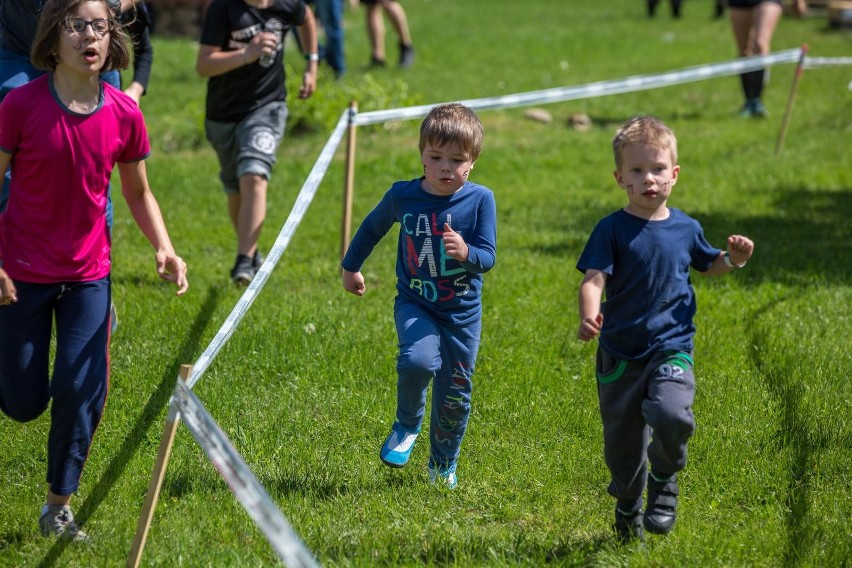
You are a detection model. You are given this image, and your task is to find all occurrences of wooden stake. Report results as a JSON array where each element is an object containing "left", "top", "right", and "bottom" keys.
[
  {"left": 775, "top": 44, "right": 809, "bottom": 156},
  {"left": 340, "top": 101, "right": 358, "bottom": 265},
  {"left": 127, "top": 364, "right": 191, "bottom": 568}
]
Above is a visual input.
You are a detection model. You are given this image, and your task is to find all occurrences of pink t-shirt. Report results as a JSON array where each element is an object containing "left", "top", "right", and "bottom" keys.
[{"left": 0, "top": 74, "right": 150, "bottom": 283}]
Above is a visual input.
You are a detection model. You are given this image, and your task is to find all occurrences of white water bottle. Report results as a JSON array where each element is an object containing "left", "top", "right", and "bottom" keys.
[{"left": 258, "top": 19, "right": 284, "bottom": 68}]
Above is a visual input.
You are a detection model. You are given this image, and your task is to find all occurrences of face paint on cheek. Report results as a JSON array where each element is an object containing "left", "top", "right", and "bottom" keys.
[{"left": 462, "top": 170, "right": 470, "bottom": 178}]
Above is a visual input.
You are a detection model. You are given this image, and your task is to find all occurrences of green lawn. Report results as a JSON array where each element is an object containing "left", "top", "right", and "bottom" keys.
[{"left": 1, "top": 1, "right": 850, "bottom": 566}]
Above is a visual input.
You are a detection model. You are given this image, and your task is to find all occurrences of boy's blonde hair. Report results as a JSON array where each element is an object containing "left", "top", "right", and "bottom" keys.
[
  {"left": 419, "top": 103, "right": 483, "bottom": 161},
  {"left": 612, "top": 115, "right": 678, "bottom": 169}
]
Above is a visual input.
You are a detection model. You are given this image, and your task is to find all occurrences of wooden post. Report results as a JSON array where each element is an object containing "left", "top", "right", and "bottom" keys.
[
  {"left": 340, "top": 101, "right": 358, "bottom": 265},
  {"left": 775, "top": 44, "right": 809, "bottom": 156},
  {"left": 127, "top": 364, "right": 192, "bottom": 568}
]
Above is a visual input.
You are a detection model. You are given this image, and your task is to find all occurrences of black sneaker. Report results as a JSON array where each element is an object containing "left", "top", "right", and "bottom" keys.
[
  {"left": 614, "top": 508, "right": 644, "bottom": 543},
  {"left": 369, "top": 56, "right": 386, "bottom": 68},
  {"left": 252, "top": 250, "right": 265, "bottom": 270},
  {"left": 230, "top": 254, "right": 255, "bottom": 286},
  {"left": 399, "top": 43, "right": 414, "bottom": 68},
  {"left": 644, "top": 473, "right": 679, "bottom": 534}
]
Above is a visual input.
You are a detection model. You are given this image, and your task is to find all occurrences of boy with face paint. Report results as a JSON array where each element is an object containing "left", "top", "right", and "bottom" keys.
[
  {"left": 342, "top": 103, "right": 497, "bottom": 489},
  {"left": 576, "top": 115, "right": 753, "bottom": 542}
]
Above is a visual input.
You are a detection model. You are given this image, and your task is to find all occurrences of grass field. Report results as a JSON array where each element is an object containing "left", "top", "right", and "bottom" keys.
[{"left": 1, "top": 0, "right": 850, "bottom": 566}]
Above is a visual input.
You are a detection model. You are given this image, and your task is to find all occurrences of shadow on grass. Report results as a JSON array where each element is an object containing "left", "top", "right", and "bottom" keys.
[
  {"left": 705, "top": 186, "right": 852, "bottom": 287},
  {"left": 747, "top": 294, "right": 835, "bottom": 567},
  {"left": 36, "top": 285, "right": 225, "bottom": 568},
  {"left": 420, "top": 533, "right": 614, "bottom": 566},
  {"left": 317, "top": 532, "right": 615, "bottom": 566}
]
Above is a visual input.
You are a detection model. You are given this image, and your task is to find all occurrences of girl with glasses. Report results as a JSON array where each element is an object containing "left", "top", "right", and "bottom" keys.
[{"left": 0, "top": 0, "right": 188, "bottom": 541}]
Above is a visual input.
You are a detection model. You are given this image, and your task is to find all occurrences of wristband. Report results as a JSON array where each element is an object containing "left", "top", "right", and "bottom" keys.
[
  {"left": 306, "top": 52, "right": 320, "bottom": 62},
  {"left": 723, "top": 252, "right": 746, "bottom": 269}
]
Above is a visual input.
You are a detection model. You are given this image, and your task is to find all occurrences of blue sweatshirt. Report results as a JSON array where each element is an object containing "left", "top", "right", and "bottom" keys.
[{"left": 342, "top": 178, "right": 497, "bottom": 326}]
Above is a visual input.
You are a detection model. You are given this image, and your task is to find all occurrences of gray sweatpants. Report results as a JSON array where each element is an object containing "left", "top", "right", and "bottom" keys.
[{"left": 596, "top": 347, "right": 695, "bottom": 509}]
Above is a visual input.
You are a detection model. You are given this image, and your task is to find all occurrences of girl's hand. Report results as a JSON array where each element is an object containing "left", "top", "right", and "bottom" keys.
[
  {"left": 156, "top": 252, "right": 189, "bottom": 296},
  {"left": 0, "top": 267, "right": 17, "bottom": 305}
]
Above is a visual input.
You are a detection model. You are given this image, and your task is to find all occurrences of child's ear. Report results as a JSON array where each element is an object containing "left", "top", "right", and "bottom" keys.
[{"left": 613, "top": 169, "right": 625, "bottom": 187}]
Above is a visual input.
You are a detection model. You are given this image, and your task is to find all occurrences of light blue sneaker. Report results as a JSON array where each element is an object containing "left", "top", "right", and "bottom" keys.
[
  {"left": 428, "top": 461, "right": 458, "bottom": 489},
  {"left": 379, "top": 422, "right": 420, "bottom": 468}
]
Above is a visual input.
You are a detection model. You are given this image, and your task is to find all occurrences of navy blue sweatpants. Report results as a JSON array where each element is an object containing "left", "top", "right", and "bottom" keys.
[
  {"left": 0, "top": 278, "right": 111, "bottom": 496},
  {"left": 393, "top": 299, "right": 480, "bottom": 468}
]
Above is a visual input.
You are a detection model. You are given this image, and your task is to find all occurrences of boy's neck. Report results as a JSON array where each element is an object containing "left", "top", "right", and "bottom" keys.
[{"left": 622, "top": 204, "right": 670, "bottom": 221}]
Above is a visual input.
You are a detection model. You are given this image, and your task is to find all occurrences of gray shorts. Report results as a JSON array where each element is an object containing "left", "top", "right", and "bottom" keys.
[{"left": 205, "top": 101, "right": 288, "bottom": 194}]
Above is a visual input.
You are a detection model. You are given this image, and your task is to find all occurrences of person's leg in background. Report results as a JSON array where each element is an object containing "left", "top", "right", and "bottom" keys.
[
  {"left": 320, "top": 0, "right": 346, "bottom": 77},
  {"left": 305, "top": 0, "right": 346, "bottom": 77},
  {"left": 742, "top": 1, "right": 782, "bottom": 117},
  {"left": 229, "top": 101, "right": 288, "bottom": 285},
  {"left": 378, "top": 0, "right": 413, "bottom": 67},
  {"left": 365, "top": 1, "right": 386, "bottom": 66},
  {"left": 729, "top": 6, "right": 758, "bottom": 115},
  {"left": 648, "top": 0, "right": 660, "bottom": 17},
  {"left": 729, "top": 2, "right": 782, "bottom": 117}
]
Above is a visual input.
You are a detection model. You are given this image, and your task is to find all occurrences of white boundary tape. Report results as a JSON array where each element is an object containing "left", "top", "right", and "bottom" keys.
[
  {"left": 183, "top": 48, "right": 820, "bottom": 393},
  {"left": 804, "top": 56, "right": 852, "bottom": 68},
  {"left": 160, "top": 45, "right": 852, "bottom": 561},
  {"left": 173, "top": 381, "right": 320, "bottom": 567},
  {"left": 158, "top": 106, "right": 353, "bottom": 565},
  {"left": 185, "top": 108, "right": 352, "bottom": 390},
  {"left": 352, "top": 49, "right": 803, "bottom": 126}
]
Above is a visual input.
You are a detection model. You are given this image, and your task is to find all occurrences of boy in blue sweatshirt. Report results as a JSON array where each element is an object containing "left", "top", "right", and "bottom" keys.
[{"left": 342, "top": 103, "right": 497, "bottom": 489}]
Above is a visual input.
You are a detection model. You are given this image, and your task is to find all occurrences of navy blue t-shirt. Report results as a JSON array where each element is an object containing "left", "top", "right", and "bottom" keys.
[{"left": 576, "top": 208, "right": 720, "bottom": 360}]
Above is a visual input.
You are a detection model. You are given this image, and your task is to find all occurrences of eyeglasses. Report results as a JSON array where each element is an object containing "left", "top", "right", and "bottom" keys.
[{"left": 64, "top": 18, "right": 112, "bottom": 38}]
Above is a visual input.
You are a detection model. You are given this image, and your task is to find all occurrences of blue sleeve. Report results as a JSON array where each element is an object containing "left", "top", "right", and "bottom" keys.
[
  {"left": 460, "top": 189, "right": 496, "bottom": 273},
  {"left": 576, "top": 219, "right": 614, "bottom": 275},
  {"left": 340, "top": 189, "right": 397, "bottom": 272},
  {"left": 690, "top": 225, "right": 721, "bottom": 272}
]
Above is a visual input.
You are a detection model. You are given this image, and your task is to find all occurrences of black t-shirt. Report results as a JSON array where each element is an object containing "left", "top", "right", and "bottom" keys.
[
  {"left": 200, "top": 0, "right": 306, "bottom": 122},
  {"left": 0, "top": 0, "right": 44, "bottom": 55},
  {"left": 122, "top": 1, "right": 154, "bottom": 92}
]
